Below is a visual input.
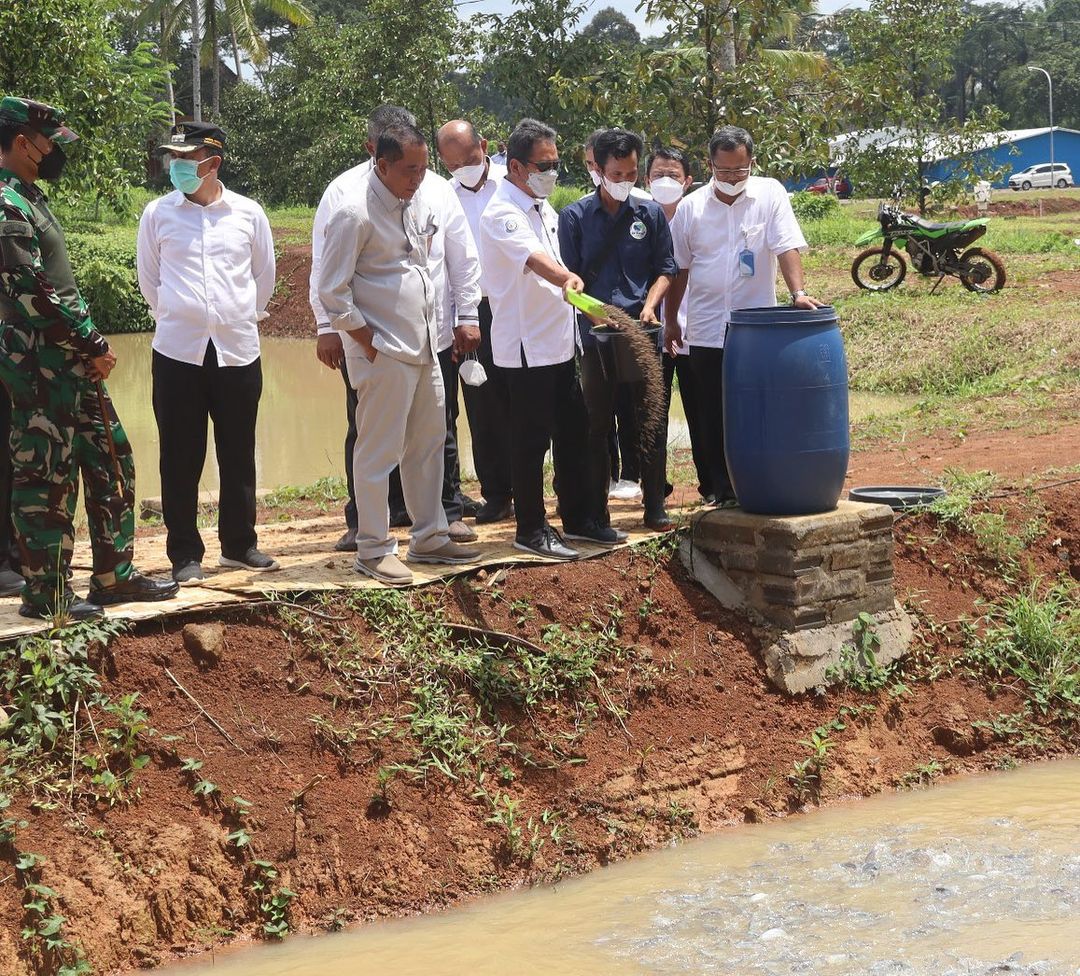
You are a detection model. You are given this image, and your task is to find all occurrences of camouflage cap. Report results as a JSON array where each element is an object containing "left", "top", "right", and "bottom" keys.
[{"left": 0, "top": 96, "right": 80, "bottom": 144}]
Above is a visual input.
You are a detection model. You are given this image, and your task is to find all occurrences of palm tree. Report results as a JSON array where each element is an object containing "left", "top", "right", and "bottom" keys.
[{"left": 140, "top": 0, "right": 313, "bottom": 120}]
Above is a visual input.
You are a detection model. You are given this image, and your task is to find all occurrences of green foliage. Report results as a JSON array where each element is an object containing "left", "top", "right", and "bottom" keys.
[
  {"left": 66, "top": 228, "right": 153, "bottom": 334},
  {"left": 0, "top": 0, "right": 171, "bottom": 209},
  {"left": 825, "top": 613, "right": 897, "bottom": 692},
  {"left": 548, "top": 185, "right": 587, "bottom": 213},
  {"left": 964, "top": 580, "right": 1080, "bottom": 718},
  {"left": 263, "top": 476, "right": 348, "bottom": 509},
  {"left": 790, "top": 190, "right": 840, "bottom": 222}
]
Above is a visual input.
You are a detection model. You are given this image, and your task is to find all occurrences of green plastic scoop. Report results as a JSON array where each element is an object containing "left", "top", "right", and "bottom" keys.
[{"left": 566, "top": 290, "right": 609, "bottom": 317}]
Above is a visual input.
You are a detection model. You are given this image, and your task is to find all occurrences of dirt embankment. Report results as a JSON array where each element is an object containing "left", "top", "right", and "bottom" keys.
[
  {"left": 0, "top": 478, "right": 1077, "bottom": 975},
  {"left": 264, "top": 241, "right": 316, "bottom": 339}
]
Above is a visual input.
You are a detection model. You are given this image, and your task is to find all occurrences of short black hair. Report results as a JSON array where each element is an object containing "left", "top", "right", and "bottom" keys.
[
  {"left": 0, "top": 123, "right": 21, "bottom": 153},
  {"left": 376, "top": 123, "right": 426, "bottom": 163},
  {"left": 709, "top": 125, "right": 754, "bottom": 159},
  {"left": 584, "top": 128, "right": 606, "bottom": 151},
  {"left": 368, "top": 105, "right": 416, "bottom": 144},
  {"left": 593, "top": 128, "right": 644, "bottom": 171},
  {"left": 646, "top": 147, "right": 691, "bottom": 179},
  {"left": 507, "top": 118, "right": 557, "bottom": 166}
]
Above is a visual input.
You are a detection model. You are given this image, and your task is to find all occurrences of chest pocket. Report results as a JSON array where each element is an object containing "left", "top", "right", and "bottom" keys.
[
  {"left": 740, "top": 221, "right": 765, "bottom": 250},
  {"left": 0, "top": 220, "right": 35, "bottom": 270}
]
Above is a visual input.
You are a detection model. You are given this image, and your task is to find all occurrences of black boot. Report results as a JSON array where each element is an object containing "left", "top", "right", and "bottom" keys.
[{"left": 88, "top": 571, "right": 180, "bottom": 606}]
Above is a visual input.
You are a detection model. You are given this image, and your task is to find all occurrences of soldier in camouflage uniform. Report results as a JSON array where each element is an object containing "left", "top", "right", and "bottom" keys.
[{"left": 0, "top": 96, "right": 178, "bottom": 619}]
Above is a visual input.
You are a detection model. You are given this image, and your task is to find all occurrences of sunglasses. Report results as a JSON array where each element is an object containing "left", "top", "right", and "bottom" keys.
[{"left": 528, "top": 159, "right": 561, "bottom": 173}]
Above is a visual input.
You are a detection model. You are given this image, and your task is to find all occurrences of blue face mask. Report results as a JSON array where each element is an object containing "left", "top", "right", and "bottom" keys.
[{"left": 169, "top": 157, "right": 208, "bottom": 194}]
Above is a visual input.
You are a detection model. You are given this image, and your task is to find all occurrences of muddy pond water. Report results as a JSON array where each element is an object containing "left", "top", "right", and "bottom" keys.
[
  {"left": 104, "top": 333, "right": 916, "bottom": 503},
  {"left": 159, "top": 759, "right": 1080, "bottom": 976}
]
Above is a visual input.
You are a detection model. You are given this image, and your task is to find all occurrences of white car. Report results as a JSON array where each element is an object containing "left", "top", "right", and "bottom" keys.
[{"left": 1008, "top": 163, "right": 1073, "bottom": 190}]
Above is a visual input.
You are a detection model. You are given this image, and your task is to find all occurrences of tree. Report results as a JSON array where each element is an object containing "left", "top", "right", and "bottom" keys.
[
  {"left": 580, "top": 7, "right": 641, "bottom": 48},
  {"left": 0, "top": 0, "right": 171, "bottom": 208},
  {"left": 837, "top": 0, "right": 1007, "bottom": 211}
]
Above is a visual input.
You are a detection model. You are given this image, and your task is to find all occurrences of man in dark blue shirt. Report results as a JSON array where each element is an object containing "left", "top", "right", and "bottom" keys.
[{"left": 558, "top": 128, "right": 677, "bottom": 536}]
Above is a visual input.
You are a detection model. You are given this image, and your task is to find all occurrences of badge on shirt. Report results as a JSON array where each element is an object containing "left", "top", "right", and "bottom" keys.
[
  {"left": 504, "top": 217, "right": 519, "bottom": 233},
  {"left": 738, "top": 248, "right": 755, "bottom": 277},
  {"left": 629, "top": 219, "right": 647, "bottom": 240}
]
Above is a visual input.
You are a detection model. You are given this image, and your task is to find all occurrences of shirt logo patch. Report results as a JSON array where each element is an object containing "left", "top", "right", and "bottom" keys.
[
  {"left": 629, "top": 219, "right": 647, "bottom": 240},
  {"left": 504, "top": 218, "right": 519, "bottom": 233}
]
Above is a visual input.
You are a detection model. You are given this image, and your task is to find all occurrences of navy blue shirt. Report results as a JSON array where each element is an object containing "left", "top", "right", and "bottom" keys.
[{"left": 557, "top": 190, "right": 678, "bottom": 347}]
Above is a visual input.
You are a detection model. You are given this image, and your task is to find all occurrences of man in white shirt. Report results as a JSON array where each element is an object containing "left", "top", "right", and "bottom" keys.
[
  {"left": 436, "top": 119, "right": 514, "bottom": 525},
  {"left": 478, "top": 118, "right": 590, "bottom": 560},
  {"left": 311, "top": 106, "right": 482, "bottom": 550},
  {"left": 318, "top": 124, "right": 482, "bottom": 585},
  {"left": 665, "top": 126, "right": 823, "bottom": 507},
  {"left": 137, "top": 122, "right": 279, "bottom": 584}
]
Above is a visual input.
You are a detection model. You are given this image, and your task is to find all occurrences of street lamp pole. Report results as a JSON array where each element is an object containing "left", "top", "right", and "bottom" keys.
[{"left": 1028, "top": 65, "right": 1054, "bottom": 188}]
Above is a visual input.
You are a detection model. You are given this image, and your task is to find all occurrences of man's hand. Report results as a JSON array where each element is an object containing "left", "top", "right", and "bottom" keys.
[
  {"left": 640, "top": 305, "right": 659, "bottom": 326},
  {"left": 453, "top": 323, "right": 481, "bottom": 360},
  {"left": 792, "top": 293, "right": 826, "bottom": 310},
  {"left": 562, "top": 273, "right": 585, "bottom": 301},
  {"left": 346, "top": 325, "right": 377, "bottom": 363},
  {"left": 663, "top": 321, "right": 681, "bottom": 358},
  {"left": 87, "top": 350, "right": 117, "bottom": 381},
  {"left": 316, "top": 332, "right": 345, "bottom": 369}
]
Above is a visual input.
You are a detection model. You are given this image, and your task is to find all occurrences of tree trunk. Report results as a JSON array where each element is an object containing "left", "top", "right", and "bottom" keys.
[
  {"left": 190, "top": 0, "right": 202, "bottom": 121},
  {"left": 719, "top": 5, "right": 737, "bottom": 73},
  {"left": 231, "top": 29, "right": 242, "bottom": 80},
  {"left": 210, "top": 3, "right": 220, "bottom": 118},
  {"left": 161, "top": 13, "right": 176, "bottom": 125}
]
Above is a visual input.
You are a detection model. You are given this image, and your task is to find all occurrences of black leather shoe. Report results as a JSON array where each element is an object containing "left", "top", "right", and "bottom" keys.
[
  {"left": 88, "top": 571, "right": 180, "bottom": 606},
  {"left": 562, "top": 521, "right": 627, "bottom": 547},
  {"left": 19, "top": 593, "right": 104, "bottom": 620},
  {"left": 512, "top": 526, "right": 579, "bottom": 561},
  {"left": 461, "top": 494, "right": 482, "bottom": 518},
  {"left": 389, "top": 509, "right": 412, "bottom": 528},
  {"left": 644, "top": 511, "right": 675, "bottom": 531},
  {"left": 333, "top": 528, "right": 357, "bottom": 552},
  {"left": 475, "top": 499, "right": 514, "bottom": 524}
]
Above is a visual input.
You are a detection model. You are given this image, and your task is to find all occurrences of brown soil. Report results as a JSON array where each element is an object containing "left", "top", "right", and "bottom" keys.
[
  {"left": 3, "top": 474, "right": 1077, "bottom": 975},
  {"left": 954, "top": 192, "right": 1080, "bottom": 218},
  {"left": 264, "top": 242, "right": 316, "bottom": 339}
]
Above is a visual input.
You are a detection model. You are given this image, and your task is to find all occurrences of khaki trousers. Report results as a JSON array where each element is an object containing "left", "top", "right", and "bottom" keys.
[{"left": 346, "top": 350, "right": 450, "bottom": 560}]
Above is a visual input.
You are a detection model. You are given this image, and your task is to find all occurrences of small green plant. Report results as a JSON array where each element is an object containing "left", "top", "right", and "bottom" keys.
[
  {"left": 899, "top": 760, "right": 943, "bottom": 789},
  {"left": 788, "top": 758, "right": 819, "bottom": 803},
  {"left": 826, "top": 614, "right": 898, "bottom": 693},
  {"left": 16, "top": 851, "right": 92, "bottom": 975},
  {"left": 249, "top": 860, "right": 296, "bottom": 939}
]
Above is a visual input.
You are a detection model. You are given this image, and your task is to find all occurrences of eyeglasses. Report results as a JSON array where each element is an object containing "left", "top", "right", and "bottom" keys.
[
  {"left": 711, "top": 165, "right": 752, "bottom": 179},
  {"left": 528, "top": 159, "right": 561, "bottom": 173}
]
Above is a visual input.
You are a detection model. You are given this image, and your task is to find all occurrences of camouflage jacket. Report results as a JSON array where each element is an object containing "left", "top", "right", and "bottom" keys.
[{"left": 0, "top": 167, "right": 108, "bottom": 359}]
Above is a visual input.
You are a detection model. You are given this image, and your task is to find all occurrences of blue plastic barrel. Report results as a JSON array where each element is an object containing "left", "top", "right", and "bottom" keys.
[{"left": 722, "top": 306, "right": 849, "bottom": 515}]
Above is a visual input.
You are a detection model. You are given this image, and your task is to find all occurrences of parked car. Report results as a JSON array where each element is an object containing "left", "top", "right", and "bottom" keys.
[
  {"left": 1008, "top": 163, "right": 1073, "bottom": 190},
  {"left": 807, "top": 174, "right": 852, "bottom": 199}
]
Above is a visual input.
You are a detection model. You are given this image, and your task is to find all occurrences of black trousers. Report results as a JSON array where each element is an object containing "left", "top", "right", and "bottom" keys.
[
  {"left": 460, "top": 298, "right": 513, "bottom": 506},
  {"left": 386, "top": 345, "right": 463, "bottom": 522},
  {"left": 0, "top": 382, "right": 17, "bottom": 569},
  {"left": 152, "top": 342, "right": 261, "bottom": 565},
  {"left": 688, "top": 345, "right": 734, "bottom": 501},
  {"left": 664, "top": 353, "right": 714, "bottom": 499},
  {"left": 609, "top": 383, "right": 641, "bottom": 482},
  {"left": 581, "top": 343, "right": 667, "bottom": 523},
  {"left": 506, "top": 354, "right": 589, "bottom": 540}
]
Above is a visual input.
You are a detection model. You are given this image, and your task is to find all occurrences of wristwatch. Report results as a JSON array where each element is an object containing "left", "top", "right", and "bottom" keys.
[{"left": 790, "top": 289, "right": 809, "bottom": 303}]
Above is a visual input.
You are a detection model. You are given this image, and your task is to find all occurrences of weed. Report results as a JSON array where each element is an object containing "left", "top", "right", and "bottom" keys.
[
  {"left": 971, "top": 712, "right": 1048, "bottom": 749},
  {"left": 826, "top": 615, "right": 897, "bottom": 693},
  {"left": 787, "top": 758, "right": 819, "bottom": 803},
  {"left": 899, "top": 760, "right": 944, "bottom": 789},
  {"left": 963, "top": 580, "right": 1080, "bottom": 718}
]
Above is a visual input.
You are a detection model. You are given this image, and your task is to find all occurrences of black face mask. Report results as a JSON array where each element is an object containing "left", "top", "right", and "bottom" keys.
[{"left": 27, "top": 140, "right": 67, "bottom": 182}]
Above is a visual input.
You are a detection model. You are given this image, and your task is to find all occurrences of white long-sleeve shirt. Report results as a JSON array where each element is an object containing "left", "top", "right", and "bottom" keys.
[
  {"left": 309, "top": 160, "right": 480, "bottom": 352},
  {"left": 136, "top": 184, "right": 275, "bottom": 366}
]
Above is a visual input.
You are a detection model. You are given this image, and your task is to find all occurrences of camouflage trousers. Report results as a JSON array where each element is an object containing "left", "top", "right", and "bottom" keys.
[{"left": 0, "top": 321, "right": 135, "bottom": 608}]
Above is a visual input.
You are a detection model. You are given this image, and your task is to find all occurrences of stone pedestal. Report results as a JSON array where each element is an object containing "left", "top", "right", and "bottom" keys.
[{"left": 681, "top": 501, "right": 914, "bottom": 694}]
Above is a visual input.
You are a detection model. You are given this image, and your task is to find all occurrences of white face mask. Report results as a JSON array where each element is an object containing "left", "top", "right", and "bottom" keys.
[
  {"left": 458, "top": 354, "right": 487, "bottom": 387},
  {"left": 602, "top": 175, "right": 635, "bottom": 202},
  {"left": 526, "top": 168, "right": 558, "bottom": 199},
  {"left": 588, "top": 167, "right": 602, "bottom": 187},
  {"left": 452, "top": 160, "right": 487, "bottom": 189},
  {"left": 649, "top": 176, "right": 684, "bottom": 205},
  {"left": 714, "top": 177, "right": 749, "bottom": 196}
]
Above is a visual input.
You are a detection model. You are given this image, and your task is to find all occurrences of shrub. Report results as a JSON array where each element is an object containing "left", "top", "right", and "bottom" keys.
[
  {"left": 791, "top": 189, "right": 841, "bottom": 222},
  {"left": 549, "top": 185, "right": 587, "bottom": 213},
  {"left": 66, "top": 228, "right": 153, "bottom": 335}
]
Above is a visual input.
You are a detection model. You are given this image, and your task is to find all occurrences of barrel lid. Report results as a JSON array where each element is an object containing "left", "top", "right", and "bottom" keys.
[
  {"left": 848, "top": 486, "right": 946, "bottom": 510},
  {"left": 728, "top": 305, "right": 838, "bottom": 326}
]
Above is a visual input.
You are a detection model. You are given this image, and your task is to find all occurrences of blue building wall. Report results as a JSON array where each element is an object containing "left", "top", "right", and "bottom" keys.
[{"left": 924, "top": 130, "right": 1080, "bottom": 187}]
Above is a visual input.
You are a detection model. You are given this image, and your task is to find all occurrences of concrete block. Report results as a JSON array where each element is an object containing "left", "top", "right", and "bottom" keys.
[
  {"left": 678, "top": 540, "right": 747, "bottom": 612},
  {"left": 762, "top": 602, "right": 915, "bottom": 694}
]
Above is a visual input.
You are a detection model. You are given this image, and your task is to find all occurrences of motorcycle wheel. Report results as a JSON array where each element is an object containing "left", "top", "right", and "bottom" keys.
[
  {"left": 851, "top": 247, "right": 907, "bottom": 291},
  {"left": 958, "top": 247, "right": 1006, "bottom": 294}
]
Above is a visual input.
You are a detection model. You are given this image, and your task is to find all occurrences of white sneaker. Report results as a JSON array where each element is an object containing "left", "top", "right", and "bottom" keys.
[{"left": 609, "top": 479, "right": 643, "bottom": 501}]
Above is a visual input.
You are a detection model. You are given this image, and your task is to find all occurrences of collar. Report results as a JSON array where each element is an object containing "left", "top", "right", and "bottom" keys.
[
  {"left": 459, "top": 157, "right": 493, "bottom": 193},
  {"left": 707, "top": 175, "right": 761, "bottom": 208},
  {"left": 504, "top": 178, "right": 544, "bottom": 213},
  {"left": 0, "top": 167, "right": 44, "bottom": 203},
  {"left": 584, "top": 187, "right": 638, "bottom": 220},
  {"left": 172, "top": 181, "right": 229, "bottom": 207}
]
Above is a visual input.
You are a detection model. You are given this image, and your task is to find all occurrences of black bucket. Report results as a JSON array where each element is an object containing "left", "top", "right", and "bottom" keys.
[{"left": 589, "top": 325, "right": 662, "bottom": 383}]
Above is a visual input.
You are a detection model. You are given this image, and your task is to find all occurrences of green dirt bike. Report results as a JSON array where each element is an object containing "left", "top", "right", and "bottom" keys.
[{"left": 851, "top": 203, "right": 1006, "bottom": 294}]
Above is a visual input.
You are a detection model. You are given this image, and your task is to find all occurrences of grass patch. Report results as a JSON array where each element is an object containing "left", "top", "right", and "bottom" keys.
[{"left": 263, "top": 476, "right": 348, "bottom": 510}]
